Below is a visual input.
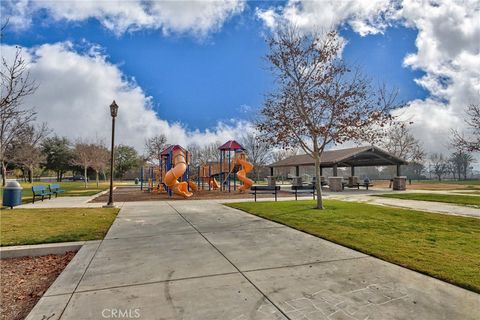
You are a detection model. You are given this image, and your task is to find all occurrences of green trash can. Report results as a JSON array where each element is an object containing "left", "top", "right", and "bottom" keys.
[{"left": 2, "top": 181, "right": 23, "bottom": 209}]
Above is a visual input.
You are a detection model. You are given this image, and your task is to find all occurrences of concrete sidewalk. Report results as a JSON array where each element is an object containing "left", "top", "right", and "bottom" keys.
[
  {"left": 325, "top": 193, "right": 480, "bottom": 218},
  {"left": 27, "top": 201, "right": 479, "bottom": 320}
]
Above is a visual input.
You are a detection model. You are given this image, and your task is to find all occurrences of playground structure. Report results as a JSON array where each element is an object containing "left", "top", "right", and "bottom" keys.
[{"left": 140, "top": 140, "right": 253, "bottom": 198}]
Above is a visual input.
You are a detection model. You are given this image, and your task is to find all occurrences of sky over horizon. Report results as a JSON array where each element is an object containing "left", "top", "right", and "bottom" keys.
[{"left": 1, "top": 0, "right": 479, "bottom": 155}]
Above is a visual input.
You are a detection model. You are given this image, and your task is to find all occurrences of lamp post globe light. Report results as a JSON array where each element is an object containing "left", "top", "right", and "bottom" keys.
[{"left": 104, "top": 100, "right": 118, "bottom": 208}]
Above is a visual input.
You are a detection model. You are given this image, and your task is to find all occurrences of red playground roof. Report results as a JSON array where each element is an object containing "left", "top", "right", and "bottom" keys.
[
  {"left": 160, "top": 144, "right": 186, "bottom": 156},
  {"left": 218, "top": 140, "right": 244, "bottom": 150}
]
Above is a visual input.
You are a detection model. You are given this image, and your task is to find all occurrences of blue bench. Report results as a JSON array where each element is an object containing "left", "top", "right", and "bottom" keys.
[
  {"left": 32, "top": 185, "right": 53, "bottom": 203},
  {"left": 49, "top": 184, "right": 65, "bottom": 197}
]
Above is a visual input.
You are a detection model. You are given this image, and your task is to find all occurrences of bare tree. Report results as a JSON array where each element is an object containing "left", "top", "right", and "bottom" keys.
[
  {"left": 12, "top": 123, "right": 50, "bottom": 183},
  {"left": 375, "top": 122, "right": 426, "bottom": 178},
  {"left": 187, "top": 142, "right": 221, "bottom": 167},
  {"left": 377, "top": 122, "right": 425, "bottom": 162},
  {"left": 240, "top": 132, "right": 272, "bottom": 181},
  {"left": 90, "top": 141, "right": 110, "bottom": 187},
  {"left": 0, "top": 31, "right": 38, "bottom": 185},
  {"left": 271, "top": 148, "right": 300, "bottom": 163},
  {"left": 429, "top": 153, "right": 449, "bottom": 181},
  {"left": 145, "top": 134, "right": 168, "bottom": 167},
  {"left": 453, "top": 104, "right": 480, "bottom": 152},
  {"left": 256, "top": 28, "right": 399, "bottom": 209},
  {"left": 71, "top": 141, "right": 95, "bottom": 188},
  {"left": 449, "top": 150, "right": 474, "bottom": 180}
]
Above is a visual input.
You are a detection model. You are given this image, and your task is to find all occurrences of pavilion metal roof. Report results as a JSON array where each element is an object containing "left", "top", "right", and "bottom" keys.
[{"left": 269, "top": 146, "right": 407, "bottom": 168}]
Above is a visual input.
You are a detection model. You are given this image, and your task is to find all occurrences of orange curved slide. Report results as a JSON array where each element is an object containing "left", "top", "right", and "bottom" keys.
[
  {"left": 188, "top": 180, "right": 198, "bottom": 192},
  {"left": 236, "top": 153, "right": 253, "bottom": 192},
  {"left": 164, "top": 148, "right": 193, "bottom": 198},
  {"left": 209, "top": 178, "right": 220, "bottom": 190}
]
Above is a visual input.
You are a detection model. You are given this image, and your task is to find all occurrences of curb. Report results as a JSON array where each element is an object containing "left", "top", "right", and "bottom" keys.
[{"left": 0, "top": 241, "right": 93, "bottom": 259}]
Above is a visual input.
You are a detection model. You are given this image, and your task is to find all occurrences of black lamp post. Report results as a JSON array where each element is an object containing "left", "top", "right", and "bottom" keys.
[{"left": 105, "top": 100, "right": 118, "bottom": 207}]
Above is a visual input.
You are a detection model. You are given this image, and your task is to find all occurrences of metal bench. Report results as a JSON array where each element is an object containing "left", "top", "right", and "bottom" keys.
[
  {"left": 287, "top": 185, "right": 316, "bottom": 200},
  {"left": 32, "top": 185, "right": 53, "bottom": 203},
  {"left": 49, "top": 184, "right": 65, "bottom": 197},
  {"left": 250, "top": 186, "right": 280, "bottom": 202}
]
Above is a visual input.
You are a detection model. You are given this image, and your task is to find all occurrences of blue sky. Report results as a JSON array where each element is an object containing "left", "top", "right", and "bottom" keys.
[{"left": 4, "top": 3, "right": 428, "bottom": 131}]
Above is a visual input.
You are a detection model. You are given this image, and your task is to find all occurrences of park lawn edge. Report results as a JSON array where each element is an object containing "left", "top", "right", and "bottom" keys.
[
  {"left": 0, "top": 207, "right": 120, "bottom": 246},
  {"left": 225, "top": 200, "right": 480, "bottom": 293},
  {"left": 373, "top": 193, "right": 480, "bottom": 207}
]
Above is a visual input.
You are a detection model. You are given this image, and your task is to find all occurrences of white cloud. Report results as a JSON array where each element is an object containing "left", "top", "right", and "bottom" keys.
[
  {"left": 397, "top": 0, "right": 480, "bottom": 153},
  {"left": 256, "top": 0, "right": 396, "bottom": 36},
  {"left": 0, "top": 42, "right": 250, "bottom": 153},
  {"left": 256, "top": 0, "right": 480, "bottom": 154},
  {"left": 2, "top": 0, "right": 245, "bottom": 36}
]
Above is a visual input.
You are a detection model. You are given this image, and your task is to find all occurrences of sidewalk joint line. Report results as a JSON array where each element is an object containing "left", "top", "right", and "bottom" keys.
[
  {"left": 64, "top": 271, "right": 241, "bottom": 295},
  {"left": 167, "top": 202, "right": 292, "bottom": 320}
]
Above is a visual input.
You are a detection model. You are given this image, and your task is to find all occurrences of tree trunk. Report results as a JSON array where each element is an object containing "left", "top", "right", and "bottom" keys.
[
  {"left": 313, "top": 151, "right": 323, "bottom": 209},
  {"left": 28, "top": 166, "right": 33, "bottom": 183},
  {"left": 96, "top": 171, "right": 99, "bottom": 187},
  {"left": 84, "top": 166, "right": 88, "bottom": 189},
  {"left": 1, "top": 162, "right": 6, "bottom": 186}
]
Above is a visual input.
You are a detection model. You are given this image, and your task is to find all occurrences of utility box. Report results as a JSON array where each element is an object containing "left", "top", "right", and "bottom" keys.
[{"left": 2, "top": 181, "right": 23, "bottom": 209}]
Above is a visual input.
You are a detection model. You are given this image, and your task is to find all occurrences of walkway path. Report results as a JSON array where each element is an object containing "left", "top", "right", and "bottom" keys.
[
  {"left": 325, "top": 193, "right": 480, "bottom": 218},
  {"left": 27, "top": 200, "right": 479, "bottom": 320}
]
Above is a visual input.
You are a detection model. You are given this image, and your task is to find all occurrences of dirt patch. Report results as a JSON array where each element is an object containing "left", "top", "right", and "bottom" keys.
[
  {"left": 0, "top": 252, "right": 76, "bottom": 320},
  {"left": 90, "top": 186, "right": 300, "bottom": 202}
]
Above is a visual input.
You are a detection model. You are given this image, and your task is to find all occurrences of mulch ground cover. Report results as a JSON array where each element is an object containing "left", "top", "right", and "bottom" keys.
[
  {"left": 90, "top": 186, "right": 300, "bottom": 202},
  {"left": 0, "top": 252, "right": 76, "bottom": 320}
]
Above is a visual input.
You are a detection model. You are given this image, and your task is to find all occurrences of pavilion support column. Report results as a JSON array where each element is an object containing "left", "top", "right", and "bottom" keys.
[
  {"left": 295, "top": 166, "right": 300, "bottom": 176},
  {"left": 320, "top": 167, "right": 323, "bottom": 176},
  {"left": 270, "top": 167, "right": 274, "bottom": 176},
  {"left": 333, "top": 164, "right": 338, "bottom": 177},
  {"left": 393, "top": 164, "right": 406, "bottom": 191},
  {"left": 351, "top": 166, "right": 355, "bottom": 176}
]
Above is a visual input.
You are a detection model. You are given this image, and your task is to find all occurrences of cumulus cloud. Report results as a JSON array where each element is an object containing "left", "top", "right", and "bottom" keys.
[
  {"left": 257, "top": 0, "right": 480, "bottom": 154},
  {"left": 2, "top": 0, "right": 245, "bottom": 36},
  {"left": 0, "top": 42, "right": 250, "bottom": 152},
  {"left": 395, "top": 0, "right": 480, "bottom": 153},
  {"left": 256, "top": 0, "right": 396, "bottom": 36}
]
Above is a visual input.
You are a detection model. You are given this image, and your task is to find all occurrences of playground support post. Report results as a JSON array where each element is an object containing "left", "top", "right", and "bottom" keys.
[{"left": 228, "top": 150, "right": 231, "bottom": 192}]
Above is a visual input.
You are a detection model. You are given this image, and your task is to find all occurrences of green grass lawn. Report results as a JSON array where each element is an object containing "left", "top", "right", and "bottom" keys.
[
  {"left": 374, "top": 193, "right": 480, "bottom": 207},
  {"left": 417, "top": 179, "right": 480, "bottom": 185},
  {"left": 226, "top": 200, "right": 480, "bottom": 293},
  {"left": 1, "top": 181, "right": 110, "bottom": 206},
  {"left": 0, "top": 208, "right": 119, "bottom": 246}
]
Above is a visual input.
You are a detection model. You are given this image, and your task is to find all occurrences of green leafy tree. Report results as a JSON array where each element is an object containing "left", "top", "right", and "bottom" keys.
[
  {"left": 114, "top": 145, "right": 139, "bottom": 179},
  {"left": 42, "top": 136, "right": 73, "bottom": 181}
]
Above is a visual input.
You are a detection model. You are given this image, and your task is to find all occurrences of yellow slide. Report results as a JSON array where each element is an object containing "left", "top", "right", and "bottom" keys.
[
  {"left": 164, "top": 148, "right": 193, "bottom": 198},
  {"left": 235, "top": 152, "right": 253, "bottom": 192}
]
